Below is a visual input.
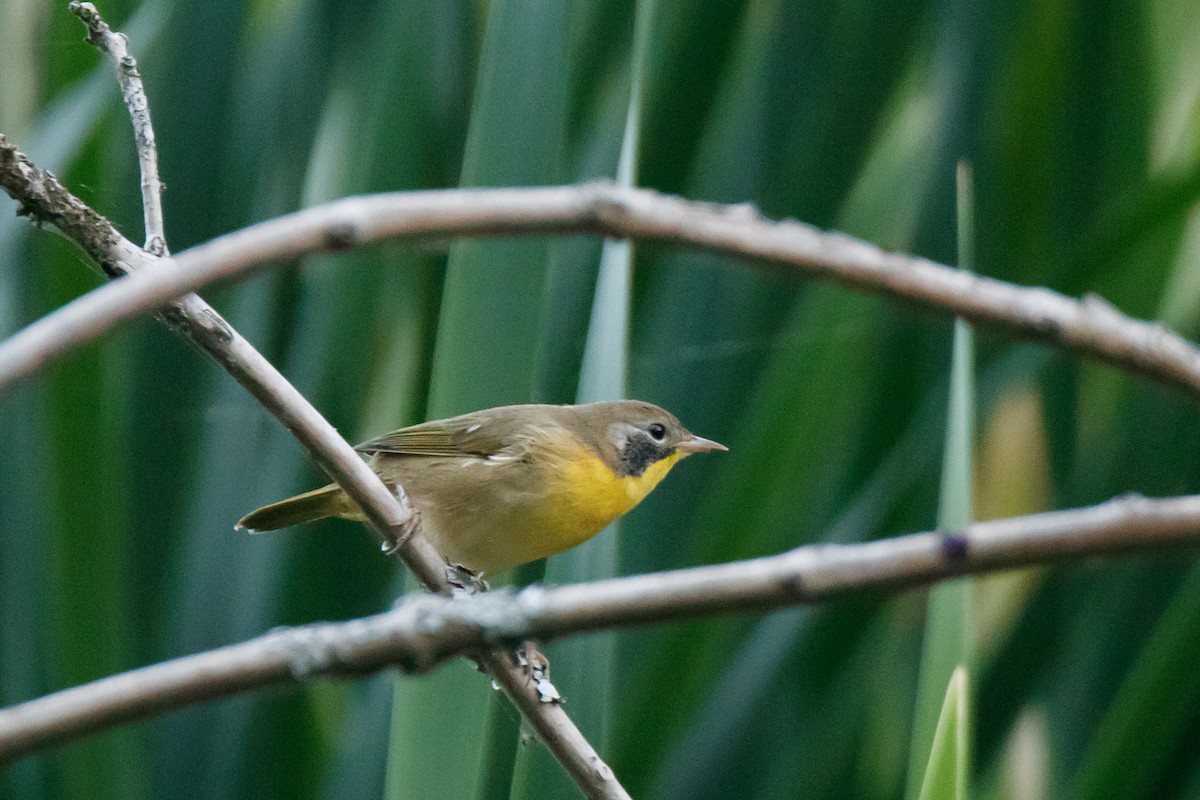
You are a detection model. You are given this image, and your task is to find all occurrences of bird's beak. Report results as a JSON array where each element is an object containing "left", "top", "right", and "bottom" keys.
[{"left": 678, "top": 434, "right": 728, "bottom": 453}]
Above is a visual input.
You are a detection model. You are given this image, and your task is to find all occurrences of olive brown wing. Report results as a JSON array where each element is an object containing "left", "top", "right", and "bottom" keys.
[{"left": 354, "top": 413, "right": 525, "bottom": 458}]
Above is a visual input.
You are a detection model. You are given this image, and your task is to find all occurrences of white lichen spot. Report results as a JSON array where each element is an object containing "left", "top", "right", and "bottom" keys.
[{"left": 536, "top": 676, "right": 562, "bottom": 704}]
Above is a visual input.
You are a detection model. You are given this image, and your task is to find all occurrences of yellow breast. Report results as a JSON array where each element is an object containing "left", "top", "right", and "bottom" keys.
[{"left": 407, "top": 433, "right": 686, "bottom": 575}]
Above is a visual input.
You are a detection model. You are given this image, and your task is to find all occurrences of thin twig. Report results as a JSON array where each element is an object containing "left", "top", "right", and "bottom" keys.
[
  {"left": 3, "top": 491, "right": 1199, "bottom": 763},
  {"left": 1, "top": 180, "right": 1199, "bottom": 401},
  {"left": 68, "top": 1, "right": 167, "bottom": 255}
]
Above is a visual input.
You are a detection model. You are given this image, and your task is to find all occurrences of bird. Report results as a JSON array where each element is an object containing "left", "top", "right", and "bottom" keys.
[{"left": 237, "top": 400, "right": 726, "bottom": 575}]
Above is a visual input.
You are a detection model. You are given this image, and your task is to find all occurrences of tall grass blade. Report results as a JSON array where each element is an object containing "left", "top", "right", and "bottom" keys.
[
  {"left": 385, "top": 2, "right": 576, "bottom": 798},
  {"left": 916, "top": 667, "right": 971, "bottom": 800},
  {"left": 905, "top": 162, "right": 976, "bottom": 800}
]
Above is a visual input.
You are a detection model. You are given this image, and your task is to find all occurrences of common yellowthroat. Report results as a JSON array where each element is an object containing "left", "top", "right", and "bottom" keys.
[{"left": 237, "top": 400, "right": 726, "bottom": 574}]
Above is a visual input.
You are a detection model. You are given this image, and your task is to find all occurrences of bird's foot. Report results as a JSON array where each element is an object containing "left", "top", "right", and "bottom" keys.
[{"left": 445, "top": 562, "right": 489, "bottom": 597}]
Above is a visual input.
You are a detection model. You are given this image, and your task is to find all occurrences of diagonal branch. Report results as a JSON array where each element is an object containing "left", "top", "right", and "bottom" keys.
[
  {"left": 0, "top": 6, "right": 629, "bottom": 798},
  {"left": 3, "top": 491, "right": 1199, "bottom": 763},
  {"left": 1, "top": 181, "right": 1199, "bottom": 401}
]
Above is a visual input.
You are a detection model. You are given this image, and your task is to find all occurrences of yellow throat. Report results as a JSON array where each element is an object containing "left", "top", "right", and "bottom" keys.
[{"left": 538, "top": 443, "right": 685, "bottom": 550}]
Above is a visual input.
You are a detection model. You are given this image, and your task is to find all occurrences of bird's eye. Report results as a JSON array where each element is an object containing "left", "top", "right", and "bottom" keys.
[{"left": 647, "top": 422, "right": 666, "bottom": 441}]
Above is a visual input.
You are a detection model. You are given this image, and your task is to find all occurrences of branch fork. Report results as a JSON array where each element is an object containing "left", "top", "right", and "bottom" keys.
[{"left": 69, "top": 0, "right": 168, "bottom": 255}]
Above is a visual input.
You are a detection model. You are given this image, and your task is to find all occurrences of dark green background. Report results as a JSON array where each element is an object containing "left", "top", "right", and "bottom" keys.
[{"left": 2, "top": 0, "right": 1200, "bottom": 798}]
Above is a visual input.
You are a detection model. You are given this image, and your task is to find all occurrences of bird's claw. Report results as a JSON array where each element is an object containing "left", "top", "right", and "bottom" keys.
[{"left": 445, "top": 562, "right": 489, "bottom": 596}]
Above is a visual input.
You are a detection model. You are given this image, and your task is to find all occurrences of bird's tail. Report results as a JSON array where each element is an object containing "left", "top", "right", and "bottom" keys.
[{"left": 236, "top": 484, "right": 348, "bottom": 533}]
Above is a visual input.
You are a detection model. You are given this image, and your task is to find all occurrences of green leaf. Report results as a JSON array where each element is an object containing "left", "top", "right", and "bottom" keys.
[
  {"left": 916, "top": 667, "right": 971, "bottom": 800},
  {"left": 511, "top": 5, "right": 657, "bottom": 798},
  {"left": 384, "top": 2, "right": 578, "bottom": 798},
  {"left": 1066, "top": 560, "right": 1200, "bottom": 800},
  {"left": 906, "top": 162, "right": 976, "bottom": 800}
]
